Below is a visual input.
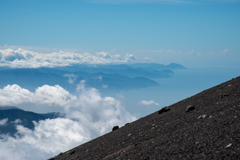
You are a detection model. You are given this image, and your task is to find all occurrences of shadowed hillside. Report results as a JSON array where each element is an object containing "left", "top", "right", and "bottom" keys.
[
  {"left": 49, "top": 76, "right": 240, "bottom": 160},
  {"left": 0, "top": 108, "right": 62, "bottom": 136}
]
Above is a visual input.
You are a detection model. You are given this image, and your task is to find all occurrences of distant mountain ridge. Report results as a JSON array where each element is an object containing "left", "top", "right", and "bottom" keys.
[
  {"left": 0, "top": 63, "right": 184, "bottom": 92},
  {"left": 0, "top": 106, "right": 22, "bottom": 110},
  {"left": 128, "top": 63, "right": 186, "bottom": 70},
  {"left": 0, "top": 107, "right": 62, "bottom": 137}
]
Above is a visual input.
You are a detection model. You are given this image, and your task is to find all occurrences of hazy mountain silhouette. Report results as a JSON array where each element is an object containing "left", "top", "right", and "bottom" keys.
[
  {"left": 0, "top": 63, "right": 183, "bottom": 92},
  {"left": 0, "top": 107, "right": 62, "bottom": 137}
]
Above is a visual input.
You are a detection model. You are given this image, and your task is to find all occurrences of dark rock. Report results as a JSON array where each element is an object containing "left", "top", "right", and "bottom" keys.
[
  {"left": 186, "top": 105, "right": 195, "bottom": 112},
  {"left": 112, "top": 126, "right": 119, "bottom": 131},
  {"left": 158, "top": 107, "right": 171, "bottom": 114},
  {"left": 220, "top": 93, "right": 229, "bottom": 100},
  {"left": 70, "top": 150, "right": 76, "bottom": 155}
]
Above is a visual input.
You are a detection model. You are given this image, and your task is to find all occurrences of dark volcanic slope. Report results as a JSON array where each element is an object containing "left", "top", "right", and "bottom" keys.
[{"left": 50, "top": 76, "right": 240, "bottom": 160}]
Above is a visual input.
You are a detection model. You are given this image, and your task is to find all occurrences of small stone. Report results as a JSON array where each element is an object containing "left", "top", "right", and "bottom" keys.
[
  {"left": 158, "top": 107, "right": 171, "bottom": 114},
  {"left": 220, "top": 93, "right": 229, "bottom": 100},
  {"left": 198, "top": 114, "right": 207, "bottom": 119},
  {"left": 112, "top": 126, "right": 119, "bottom": 131},
  {"left": 125, "top": 123, "right": 129, "bottom": 126},
  {"left": 226, "top": 143, "right": 232, "bottom": 148},
  {"left": 70, "top": 150, "right": 76, "bottom": 155},
  {"left": 128, "top": 133, "right": 131, "bottom": 137},
  {"left": 186, "top": 105, "right": 195, "bottom": 112}
]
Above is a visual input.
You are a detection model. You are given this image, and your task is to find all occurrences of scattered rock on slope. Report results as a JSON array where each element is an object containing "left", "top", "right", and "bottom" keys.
[{"left": 50, "top": 76, "right": 240, "bottom": 160}]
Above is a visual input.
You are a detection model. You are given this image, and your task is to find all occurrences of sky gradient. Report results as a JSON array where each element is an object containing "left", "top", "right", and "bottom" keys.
[{"left": 1, "top": 0, "right": 240, "bottom": 67}]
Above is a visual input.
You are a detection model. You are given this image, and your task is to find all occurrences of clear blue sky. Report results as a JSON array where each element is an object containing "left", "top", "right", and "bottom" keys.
[{"left": 0, "top": 0, "right": 240, "bottom": 67}]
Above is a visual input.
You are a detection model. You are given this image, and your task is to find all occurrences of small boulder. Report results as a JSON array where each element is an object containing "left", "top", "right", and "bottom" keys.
[
  {"left": 186, "top": 105, "right": 195, "bottom": 112},
  {"left": 158, "top": 107, "right": 171, "bottom": 114},
  {"left": 226, "top": 143, "right": 232, "bottom": 148},
  {"left": 220, "top": 93, "right": 229, "bottom": 100},
  {"left": 112, "top": 126, "right": 119, "bottom": 131},
  {"left": 70, "top": 150, "right": 76, "bottom": 155}
]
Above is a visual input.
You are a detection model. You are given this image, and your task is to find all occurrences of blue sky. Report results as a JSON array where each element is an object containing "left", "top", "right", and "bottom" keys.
[{"left": 0, "top": 0, "right": 240, "bottom": 67}]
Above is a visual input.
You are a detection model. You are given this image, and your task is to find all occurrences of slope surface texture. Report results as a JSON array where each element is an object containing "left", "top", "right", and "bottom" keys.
[{"left": 50, "top": 76, "right": 240, "bottom": 160}]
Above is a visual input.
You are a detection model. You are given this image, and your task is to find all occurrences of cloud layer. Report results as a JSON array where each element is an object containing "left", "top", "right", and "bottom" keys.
[
  {"left": 0, "top": 84, "right": 77, "bottom": 107},
  {"left": 0, "top": 48, "right": 136, "bottom": 68},
  {"left": 0, "top": 82, "right": 136, "bottom": 160},
  {"left": 140, "top": 100, "right": 159, "bottom": 106},
  {"left": 0, "top": 118, "right": 8, "bottom": 125}
]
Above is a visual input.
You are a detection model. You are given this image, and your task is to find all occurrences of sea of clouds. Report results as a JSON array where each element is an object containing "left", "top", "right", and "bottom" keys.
[
  {"left": 0, "top": 81, "right": 136, "bottom": 160},
  {"left": 0, "top": 48, "right": 136, "bottom": 68}
]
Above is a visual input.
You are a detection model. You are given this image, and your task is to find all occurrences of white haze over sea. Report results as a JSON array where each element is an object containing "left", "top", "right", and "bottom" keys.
[
  {"left": 0, "top": 81, "right": 136, "bottom": 160},
  {"left": 112, "top": 67, "right": 240, "bottom": 117}
]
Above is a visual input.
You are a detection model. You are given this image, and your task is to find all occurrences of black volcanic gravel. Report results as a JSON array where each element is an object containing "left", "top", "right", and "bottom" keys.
[{"left": 50, "top": 76, "right": 240, "bottom": 160}]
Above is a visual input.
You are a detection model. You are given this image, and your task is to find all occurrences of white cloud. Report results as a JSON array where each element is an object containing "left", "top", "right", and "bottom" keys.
[
  {"left": 0, "top": 84, "right": 34, "bottom": 105},
  {"left": 0, "top": 84, "right": 77, "bottom": 107},
  {"left": 14, "top": 119, "right": 22, "bottom": 124},
  {"left": 144, "top": 57, "right": 152, "bottom": 60},
  {"left": 96, "top": 76, "right": 102, "bottom": 81},
  {"left": 0, "top": 118, "right": 88, "bottom": 160},
  {"left": 102, "top": 84, "right": 108, "bottom": 88},
  {"left": 136, "top": 49, "right": 164, "bottom": 54},
  {"left": 140, "top": 100, "right": 159, "bottom": 106},
  {"left": 186, "top": 50, "right": 195, "bottom": 54},
  {"left": 125, "top": 53, "right": 136, "bottom": 62},
  {"left": 0, "top": 82, "right": 136, "bottom": 160},
  {"left": 114, "top": 54, "right": 121, "bottom": 59},
  {"left": 0, "top": 118, "right": 8, "bottom": 125},
  {"left": 76, "top": 80, "right": 87, "bottom": 92},
  {"left": 220, "top": 49, "right": 229, "bottom": 53},
  {"left": 0, "top": 48, "right": 136, "bottom": 68},
  {"left": 166, "top": 49, "right": 172, "bottom": 53},
  {"left": 63, "top": 74, "right": 78, "bottom": 84},
  {"left": 96, "top": 51, "right": 112, "bottom": 59}
]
